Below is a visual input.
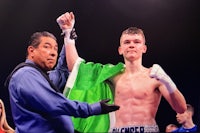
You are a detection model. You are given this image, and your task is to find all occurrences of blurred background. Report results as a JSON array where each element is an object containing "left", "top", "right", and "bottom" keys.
[{"left": 0, "top": 0, "right": 199, "bottom": 132}]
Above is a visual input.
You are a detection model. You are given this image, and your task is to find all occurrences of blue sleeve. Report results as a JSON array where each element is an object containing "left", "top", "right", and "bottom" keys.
[
  {"left": 171, "top": 128, "right": 179, "bottom": 132},
  {"left": 10, "top": 67, "right": 101, "bottom": 118},
  {"left": 48, "top": 45, "right": 69, "bottom": 91}
]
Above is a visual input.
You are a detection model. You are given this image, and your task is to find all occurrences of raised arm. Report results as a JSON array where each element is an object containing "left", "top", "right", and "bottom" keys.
[
  {"left": 56, "top": 12, "right": 79, "bottom": 71},
  {"left": 150, "top": 64, "right": 187, "bottom": 113}
]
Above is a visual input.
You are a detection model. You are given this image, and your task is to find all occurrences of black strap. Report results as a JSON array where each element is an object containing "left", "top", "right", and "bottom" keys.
[{"left": 4, "top": 62, "right": 60, "bottom": 93}]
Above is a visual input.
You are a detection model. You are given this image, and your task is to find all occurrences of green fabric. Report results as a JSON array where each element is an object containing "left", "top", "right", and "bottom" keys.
[{"left": 64, "top": 61, "right": 124, "bottom": 132}]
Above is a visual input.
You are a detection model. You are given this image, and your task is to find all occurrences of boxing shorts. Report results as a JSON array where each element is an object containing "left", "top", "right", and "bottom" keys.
[{"left": 110, "top": 125, "right": 159, "bottom": 133}]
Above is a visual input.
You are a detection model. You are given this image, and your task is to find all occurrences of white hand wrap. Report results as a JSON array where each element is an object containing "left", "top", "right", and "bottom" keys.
[
  {"left": 63, "top": 29, "right": 75, "bottom": 45},
  {"left": 150, "top": 64, "right": 177, "bottom": 93}
]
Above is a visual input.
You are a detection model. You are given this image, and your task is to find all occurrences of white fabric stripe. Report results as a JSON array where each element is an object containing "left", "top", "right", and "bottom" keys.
[
  {"left": 63, "top": 57, "right": 84, "bottom": 95},
  {"left": 109, "top": 112, "right": 116, "bottom": 132}
]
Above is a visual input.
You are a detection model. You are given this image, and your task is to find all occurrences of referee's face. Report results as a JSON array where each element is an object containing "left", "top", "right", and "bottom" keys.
[{"left": 28, "top": 36, "right": 58, "bottom": 71}]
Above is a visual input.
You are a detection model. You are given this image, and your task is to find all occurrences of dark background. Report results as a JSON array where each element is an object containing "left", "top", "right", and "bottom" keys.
[{"left": 0, "top": 0, "right": 199, "bottom": 132}]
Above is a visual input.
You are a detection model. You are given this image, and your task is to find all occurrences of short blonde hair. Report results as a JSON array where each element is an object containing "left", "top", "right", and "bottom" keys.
[
  {"left": 120, "top": 27, "right": 146, "bottom": 44},
  {"left": 186, "top": 104, "right": 194, "bottom": 116}
]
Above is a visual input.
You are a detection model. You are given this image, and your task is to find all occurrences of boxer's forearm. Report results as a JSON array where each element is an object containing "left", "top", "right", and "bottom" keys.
[
  {"left": 66, "top": 42, "right": 79, "bottom": 71},
  {"left": 169, "top": 90, "right": 187, "bottom": 113}
]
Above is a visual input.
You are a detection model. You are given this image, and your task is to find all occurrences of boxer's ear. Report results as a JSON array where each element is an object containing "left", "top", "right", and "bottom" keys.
[{"left": 142, "top": 44, "right": 147, "bottom": 53}]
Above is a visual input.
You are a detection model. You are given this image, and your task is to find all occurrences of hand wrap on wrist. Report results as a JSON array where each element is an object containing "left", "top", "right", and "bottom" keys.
[{"left": 62, "top": 28, "right": 77, "bottom": 45}]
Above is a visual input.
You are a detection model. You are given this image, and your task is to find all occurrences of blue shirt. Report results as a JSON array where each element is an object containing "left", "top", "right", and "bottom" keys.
[
  {"left": 172, "top": 125, "right": 198, "bottom": 132},
  {"left": 8, "top": 45, "right": 101, "bottom": 133}
]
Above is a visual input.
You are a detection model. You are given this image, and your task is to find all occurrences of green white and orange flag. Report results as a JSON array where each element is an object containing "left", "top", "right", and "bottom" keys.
[{"left": 63, "top": 57, "right": 124, "bottom": 132}]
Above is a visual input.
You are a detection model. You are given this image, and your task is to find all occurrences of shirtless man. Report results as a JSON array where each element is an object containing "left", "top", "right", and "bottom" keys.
[{"left": 57, "top": 12, "right": 187, "bottom": 133}]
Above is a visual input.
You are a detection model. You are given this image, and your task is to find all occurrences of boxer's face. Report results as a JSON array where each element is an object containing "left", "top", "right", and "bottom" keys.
[{"left": 118, "top": 33, "right": 147, "bottom": 61}]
